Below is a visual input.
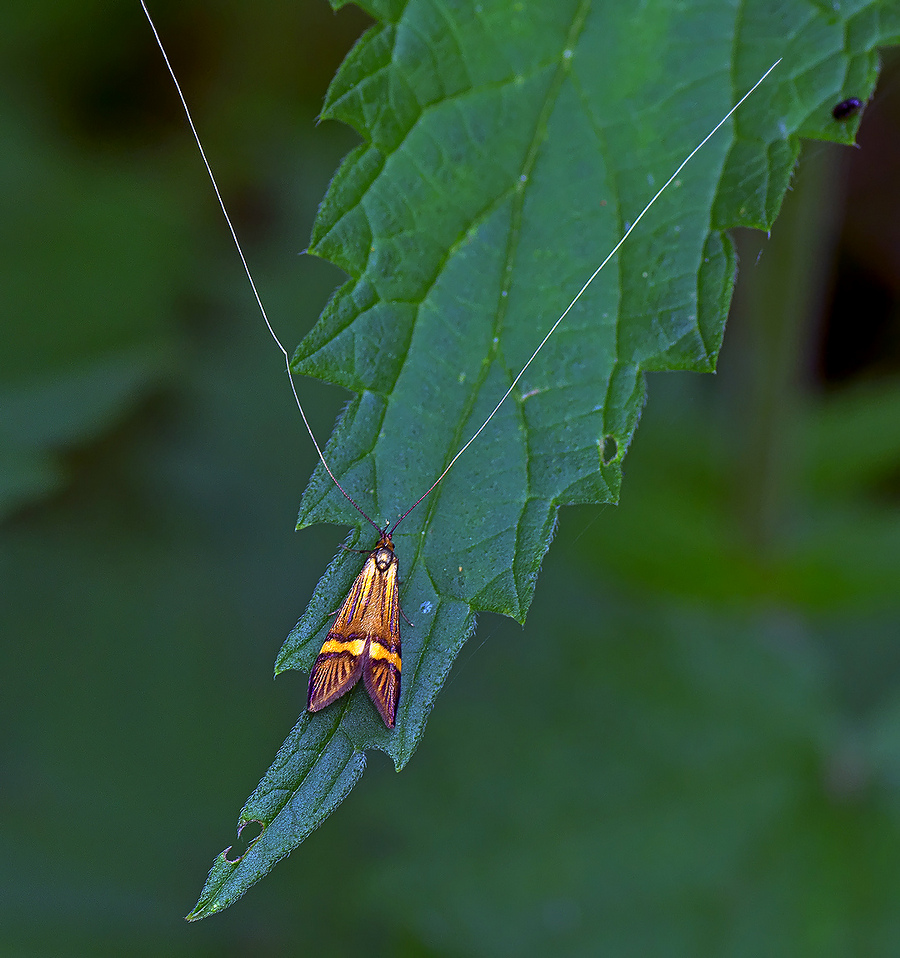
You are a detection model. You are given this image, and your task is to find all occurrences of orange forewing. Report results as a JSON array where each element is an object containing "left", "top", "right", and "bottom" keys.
[{"left": 306, "top": 533, "right": 402, "bottom": 728}]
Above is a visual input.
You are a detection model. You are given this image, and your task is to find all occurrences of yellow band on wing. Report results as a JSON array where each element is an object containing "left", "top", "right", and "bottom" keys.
[
  {"left": 319, "top": 638, "right": 366, "bottom": 657},
  {"left": 368, "top": 643, "right": 401, "bottom": 671}
]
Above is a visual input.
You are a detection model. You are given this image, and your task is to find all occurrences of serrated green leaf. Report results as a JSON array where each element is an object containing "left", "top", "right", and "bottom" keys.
[
  {"left": 186, "top": 709, "right": 367, "bottom": 921},
  {"left": 191, "top": 0, "right": 900, "bottom": 917}
]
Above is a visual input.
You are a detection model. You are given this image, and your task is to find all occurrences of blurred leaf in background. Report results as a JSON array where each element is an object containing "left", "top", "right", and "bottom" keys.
[{"left": 3, "top": 1, "right": 900, "bottom": 956}]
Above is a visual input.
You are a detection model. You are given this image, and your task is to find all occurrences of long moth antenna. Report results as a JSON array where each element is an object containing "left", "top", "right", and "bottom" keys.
[
  {"left": 388, "top": 57, "right": 781, "bottom": 537},
  {"left": 140, "top": 0, "right": 382, "bottom": 536}
]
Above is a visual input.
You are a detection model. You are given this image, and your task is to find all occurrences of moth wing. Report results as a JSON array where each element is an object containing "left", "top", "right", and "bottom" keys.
[
  {"left": 307, "top": 634, "right": 364, "bottom": 714},
  {"left": 363, "top": 634, "right": 401, "bottom": 729}
]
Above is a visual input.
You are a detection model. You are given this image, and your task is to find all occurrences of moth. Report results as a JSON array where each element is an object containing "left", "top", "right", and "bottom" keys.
[
  {"left": 306, "top": 531, "right": 402, "bottom": 727},
  {"left": 141, "top": 0, "right": 780, "bottom": 729}
]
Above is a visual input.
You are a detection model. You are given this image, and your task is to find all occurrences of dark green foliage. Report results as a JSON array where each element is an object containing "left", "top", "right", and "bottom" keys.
[{"left": 5, "top": 0, "right": 900, "bottom": 949}]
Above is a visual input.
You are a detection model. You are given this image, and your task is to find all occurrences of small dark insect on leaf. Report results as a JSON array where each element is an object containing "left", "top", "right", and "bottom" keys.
[{"left": 832, "top": 97, "right": 862, "bottom": 120}]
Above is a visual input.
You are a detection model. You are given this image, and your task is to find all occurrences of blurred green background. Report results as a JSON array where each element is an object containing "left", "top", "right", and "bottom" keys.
[{"left": 3, "top": 2, "right": 900, "bottom": 955}]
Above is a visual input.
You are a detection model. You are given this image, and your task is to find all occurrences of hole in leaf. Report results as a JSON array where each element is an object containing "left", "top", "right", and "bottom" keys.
[
  {"left": 224, "top": 819, "right": 264, "bottom": 862},
  {"left": 600, "top": 435, "right": 618, "bottom": 464}
]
